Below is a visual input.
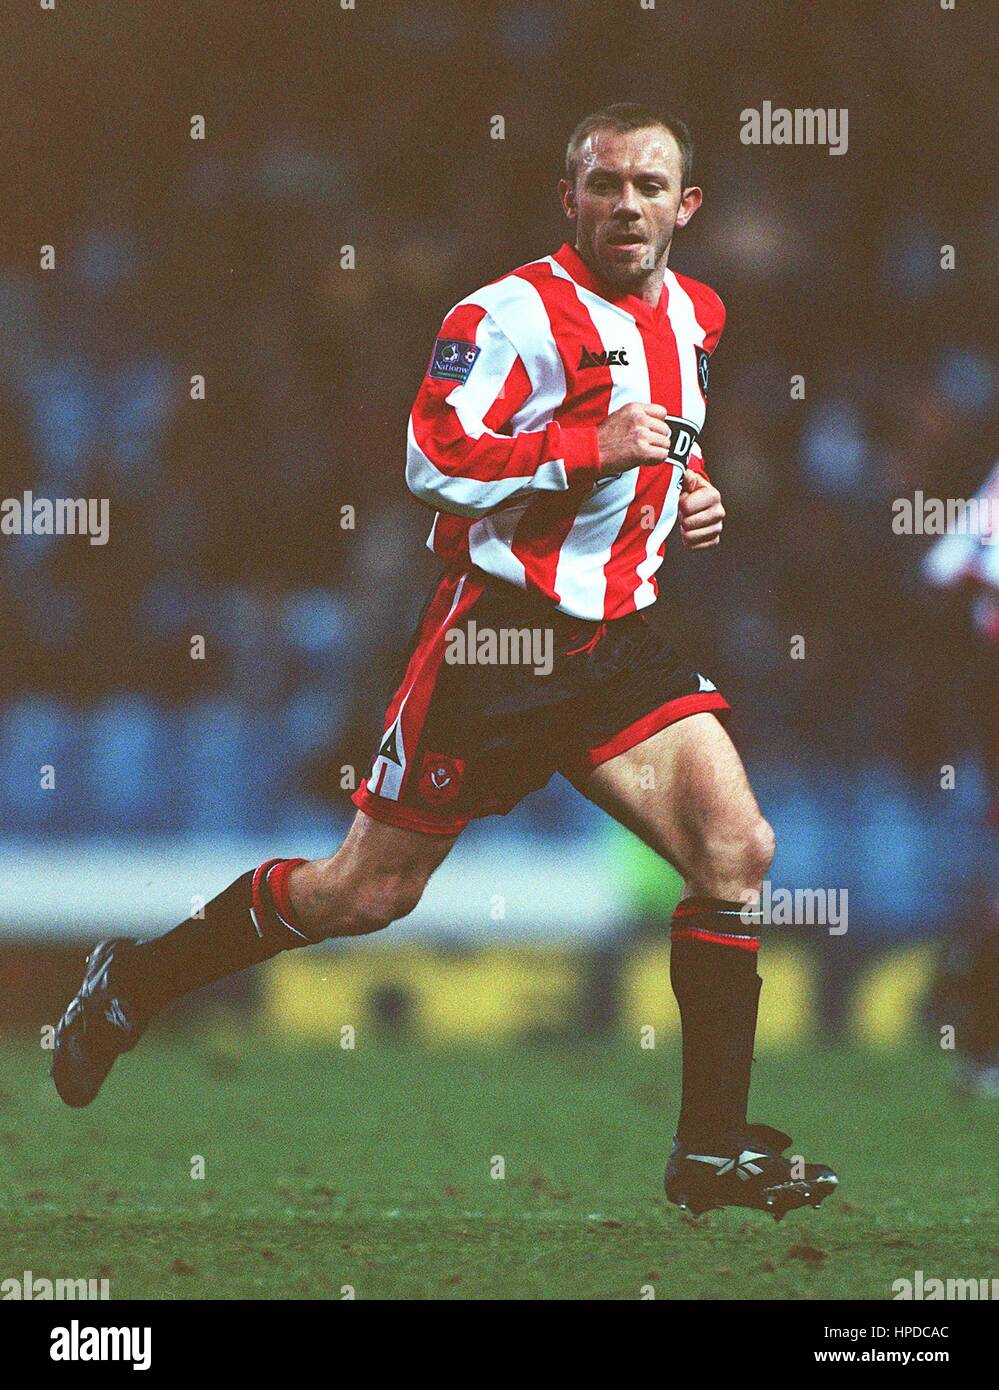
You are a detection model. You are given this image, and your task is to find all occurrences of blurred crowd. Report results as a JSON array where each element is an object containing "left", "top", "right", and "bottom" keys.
[{"left": 0, "top": 2, "right": 994, "bottom": 899}]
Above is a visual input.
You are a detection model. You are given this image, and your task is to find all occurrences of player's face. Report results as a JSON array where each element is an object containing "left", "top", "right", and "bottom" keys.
[{"left": 560, "top": 126, "right": 702, "bottom": 291}]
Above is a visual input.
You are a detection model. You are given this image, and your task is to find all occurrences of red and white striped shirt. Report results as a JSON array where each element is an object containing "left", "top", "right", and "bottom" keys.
[{"left": 406, "top": 242, "right": 726, "bottom": 621}]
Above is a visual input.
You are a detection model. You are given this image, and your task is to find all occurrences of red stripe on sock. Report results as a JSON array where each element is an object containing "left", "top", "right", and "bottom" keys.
[
  {"left": 670, "top": 928, "right": 760, "bottom": 953},
  {"left": 266, "top": 858, "right": 307, "bottom": 934},
  {"left": 251, "top": 858, "right": 284, "bottom": 924}
]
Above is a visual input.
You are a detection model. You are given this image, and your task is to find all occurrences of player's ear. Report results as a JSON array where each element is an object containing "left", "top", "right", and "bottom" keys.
[
  {"left": 558, "top": 177, "right": 577, "bottom": 221},
  {"left": 675, "top": 185, "right": 703, "bottom": 229}
]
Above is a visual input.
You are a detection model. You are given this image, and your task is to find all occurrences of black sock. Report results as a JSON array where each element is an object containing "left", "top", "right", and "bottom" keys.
[
  {"left": 669, "top": 896, "right": 762, "bottom": 1148},
  {"left": 120, "top": 858, "right": 311, "bottom": 1019}
]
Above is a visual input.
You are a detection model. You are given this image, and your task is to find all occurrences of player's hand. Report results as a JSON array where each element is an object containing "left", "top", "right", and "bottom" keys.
[
  {"left": 679, "top": 470, "right": 724, "bottom": 549},
  {"left": 595, "top": 402, "right": 672, "bottom": 473}
]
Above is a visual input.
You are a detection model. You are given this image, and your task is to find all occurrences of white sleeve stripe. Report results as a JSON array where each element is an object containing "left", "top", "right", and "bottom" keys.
[
  {"left": 444, "top": 312, "right": 520, "bottom": 428},
  {"left": 405, "top": 419, "right": 570, "bottom": 518},
  {"left": 459, "top": 273, "right": 569, "bottom": 425}
]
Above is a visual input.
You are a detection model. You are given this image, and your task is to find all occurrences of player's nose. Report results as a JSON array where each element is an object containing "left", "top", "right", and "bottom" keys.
[{"left": 612, "top": 183, "right": 643, "bottom": 214}]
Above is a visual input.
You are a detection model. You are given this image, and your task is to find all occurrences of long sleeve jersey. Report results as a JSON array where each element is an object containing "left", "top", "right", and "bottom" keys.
[{"left": 406, "top": 241, "right": 726, "bottom": 621}]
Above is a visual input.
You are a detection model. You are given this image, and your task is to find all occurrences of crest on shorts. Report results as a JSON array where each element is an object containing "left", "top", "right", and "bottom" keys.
[
  {"left": 696, "top": 346, "right": 710, "bottom": 398},
  {"left": 429, "top": 339, "right": 480, "bottom": 384},
  {"left": 418, "top": 752, "right": 464, "bottom": 806}
]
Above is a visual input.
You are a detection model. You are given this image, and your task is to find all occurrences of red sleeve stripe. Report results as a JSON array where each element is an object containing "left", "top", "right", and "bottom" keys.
[
  {"left": 483, "top": 353, "right": 532, "bottom": 431},
  {"left": 409, "top": 302, "right": 567, "bottom": 485}
]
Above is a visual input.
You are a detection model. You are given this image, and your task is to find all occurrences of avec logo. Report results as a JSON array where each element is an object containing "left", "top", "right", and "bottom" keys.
[{"left": 578, "top": 346, "right": 629, "bottom": 369}]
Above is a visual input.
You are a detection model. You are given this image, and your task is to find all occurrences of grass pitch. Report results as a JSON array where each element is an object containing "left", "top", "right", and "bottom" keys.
[{"left": 1, "top": 1034, "right": 996, "bottom": 1300}]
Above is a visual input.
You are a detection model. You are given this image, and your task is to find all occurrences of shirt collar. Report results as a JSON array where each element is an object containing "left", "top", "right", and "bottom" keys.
[{"left": 552, "top": 242, "right": 668, "bottom": 321}]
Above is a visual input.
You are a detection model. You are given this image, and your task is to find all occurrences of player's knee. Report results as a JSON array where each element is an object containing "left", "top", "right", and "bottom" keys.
[
  {"left": 698, "top": 814, "right": 775, "bottom": 894},
  {"left": 742, "top": 816, "right": 776, "bottom": 885}
]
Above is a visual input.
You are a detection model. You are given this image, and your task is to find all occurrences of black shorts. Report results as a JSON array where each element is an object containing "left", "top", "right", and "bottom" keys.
[{"left": 352, "top": 567, "right": 730, "bottom": 835}]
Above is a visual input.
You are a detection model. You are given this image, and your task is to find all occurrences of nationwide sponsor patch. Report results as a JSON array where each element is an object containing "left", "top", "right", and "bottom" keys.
[{"left": 429, "top": 338, "right": 480, "bottom": 384}]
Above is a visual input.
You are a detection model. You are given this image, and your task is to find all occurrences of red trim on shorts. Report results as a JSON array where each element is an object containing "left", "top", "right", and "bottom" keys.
[
  {"left": 380, "top": 572, "right": 466, "bottom": 731},
  {"left": 352, "top": 570, "right": 484, "bottom": 832},
  {"left": 671, "top": 927, "right": 760, "bottom": 953},
  {"left": 351, "top": 781, "right": 467, "bottom": 837},
  {"left": 579, "top": 690, "right": 731, "bottom": 770},
  {"left": 394, "top": 574, "right": 483, "bottom": 803}
]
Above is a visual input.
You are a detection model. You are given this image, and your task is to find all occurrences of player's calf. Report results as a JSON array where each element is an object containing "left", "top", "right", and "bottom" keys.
[
  {"left": 290, "top": 857, "right": 429, "bottom": 939},
  {"left": 288, "top": 811, "right": 455, "bottom": 937}
]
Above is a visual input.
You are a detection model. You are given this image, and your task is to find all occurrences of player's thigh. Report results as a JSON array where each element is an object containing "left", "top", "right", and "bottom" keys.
[
  {"left": 570, "top": 712, "right": 769, "bottom": 879},
  {"left": 294, "top": 810, "right": 459, "bottom": 929}
]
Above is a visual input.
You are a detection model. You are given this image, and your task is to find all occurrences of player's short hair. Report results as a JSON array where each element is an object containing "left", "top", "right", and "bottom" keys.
[{"left": 565, "top": 103, "right": 694, "bottom": 189}]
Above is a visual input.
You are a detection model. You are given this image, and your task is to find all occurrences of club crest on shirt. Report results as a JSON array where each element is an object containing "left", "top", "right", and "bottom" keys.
[
  {"left": 696, "top": 346, "right": 710, "bottom": 398},
  {"left": 429, "top": 338, "right": 480, "bottom": 384}
]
